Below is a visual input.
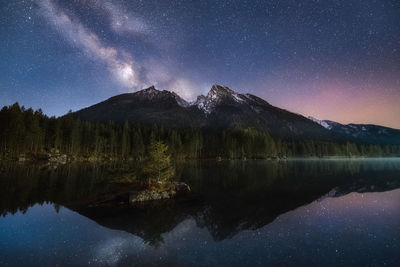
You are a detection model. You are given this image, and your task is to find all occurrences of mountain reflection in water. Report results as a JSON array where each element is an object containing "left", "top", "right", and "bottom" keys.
[{"left": 0, "top": 159, "right": 399, "bottom": 266}]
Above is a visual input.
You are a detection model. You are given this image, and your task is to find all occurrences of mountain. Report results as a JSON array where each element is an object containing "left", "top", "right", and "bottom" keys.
[
  {"left": 309, "top": 117, "right": 400, "bottom": 145},
  {"left": 74, "top": 85, "right": 335, "bottom": 140},
  {"left": 73, "top": 86, "right": 204, "bottom": 127},
  {"left": 74, "top": 84, "right": 400, "bottom": 144},
  {"left": 193, "top": 85, "right": 336, "bottom": 139}
]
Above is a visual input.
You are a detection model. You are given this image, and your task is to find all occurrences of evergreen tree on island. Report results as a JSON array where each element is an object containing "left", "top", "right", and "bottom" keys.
[{"left": 142, "top": 141, "right": 175, "bottom": 184}]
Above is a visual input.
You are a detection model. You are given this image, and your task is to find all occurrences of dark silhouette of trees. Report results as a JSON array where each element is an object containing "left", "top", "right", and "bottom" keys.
[{"left": 0, "top": 103, "right": 399, "bottom": 160}]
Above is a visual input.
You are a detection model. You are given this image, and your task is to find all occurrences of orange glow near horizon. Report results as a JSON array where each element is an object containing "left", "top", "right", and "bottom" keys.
[{"left": 258, "top": 77, "right": 400, "bottom": 129}]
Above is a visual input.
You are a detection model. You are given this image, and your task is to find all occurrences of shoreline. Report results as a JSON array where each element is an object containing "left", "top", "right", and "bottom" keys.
[{"left": 0, "top": 154, "right": 398, "bottom": 163}]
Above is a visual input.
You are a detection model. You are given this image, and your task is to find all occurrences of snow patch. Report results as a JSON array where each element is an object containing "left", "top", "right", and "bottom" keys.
[
  {"left": 308, "top": 116, "right": 333, "bottom": 130},
  {"left": 193, "top": 85, "right": 246, "bottom": 114},
  {"left": 232, "top": 92, "right": 245, "bottom": 103}
]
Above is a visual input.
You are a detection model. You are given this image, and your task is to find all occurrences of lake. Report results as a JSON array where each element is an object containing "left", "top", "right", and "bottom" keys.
[{"left": 0, "top": 159, "right": 399, "bottom": 266}]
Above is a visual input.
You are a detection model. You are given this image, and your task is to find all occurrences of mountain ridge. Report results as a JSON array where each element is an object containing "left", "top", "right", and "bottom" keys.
[
  {"left": 74, "top": 84, "right": 336, "bottom": 140},
  {"left": 309, "top": 116, "right": 400, "bottom": 144},
  {"left": 73, "top": 85, "right": 400, "bottom": 144}
]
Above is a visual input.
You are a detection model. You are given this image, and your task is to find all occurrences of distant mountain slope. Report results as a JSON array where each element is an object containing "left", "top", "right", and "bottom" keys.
[
  {"left": 309, "top": 117, "right": 400, "bottom": 145},
  {"left": 74, "top": 84, "right": 399, "bottom": 144}
]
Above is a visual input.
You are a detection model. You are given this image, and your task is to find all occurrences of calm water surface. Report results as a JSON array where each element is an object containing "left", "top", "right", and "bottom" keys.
[{"left": 0, "top": 159, "right": 399, "bottom": 266}]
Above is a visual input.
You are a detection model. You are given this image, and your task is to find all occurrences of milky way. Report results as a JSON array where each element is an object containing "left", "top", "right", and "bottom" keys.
[{"left": 0, "top": 0, "right": 399, "bottom": 127}]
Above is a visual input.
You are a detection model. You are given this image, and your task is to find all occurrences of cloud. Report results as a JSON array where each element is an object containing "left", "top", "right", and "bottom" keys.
[{"left": 36, "top": 0, "right": 201, "bottom": 100}]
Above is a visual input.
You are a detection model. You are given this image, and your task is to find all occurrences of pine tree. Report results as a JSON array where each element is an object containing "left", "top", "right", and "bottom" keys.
[
  {"left": 131, "top": 128, "right": 145, "bottom": 159},
  {"left": 142, "top": 141, "right": 174, "bottom": 183},
  {"left": 121, "top": 121, "right": 130, "bottom": 158}
]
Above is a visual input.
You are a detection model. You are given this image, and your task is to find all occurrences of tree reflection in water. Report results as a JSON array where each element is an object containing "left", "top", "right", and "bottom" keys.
[{"left": 1, "top": 159, "right": 399, "bottom": 245}]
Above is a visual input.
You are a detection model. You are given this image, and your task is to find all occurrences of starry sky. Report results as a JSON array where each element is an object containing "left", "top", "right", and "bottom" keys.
[{"left": 1, "top": 0, "right": 399, "bottom": 128}]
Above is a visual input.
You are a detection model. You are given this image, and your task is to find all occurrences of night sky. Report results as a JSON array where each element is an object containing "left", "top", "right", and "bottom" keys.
[{"left": 1, "top": 0, "right": 399, "bottom": 128}]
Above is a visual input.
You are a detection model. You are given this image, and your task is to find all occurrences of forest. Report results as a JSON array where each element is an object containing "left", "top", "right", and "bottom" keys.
[{"left": 1, "top": 103, "right": 400, "bottom": 161}]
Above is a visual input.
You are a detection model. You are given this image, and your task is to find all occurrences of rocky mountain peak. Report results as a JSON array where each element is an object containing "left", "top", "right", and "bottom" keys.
[
  {"left": 209, "top": 84, "right": 234, "bottom": 96},
  {"left": 134, "top": 85, "right": 160, "bottom": 97},
  {"left": 132, "top": 86, "right": 189, "bottom": 107},
  {"left": 141, "top": 85, "right": 159, "bottom": 94},
  {"left": 193, "top": 85, "right": 248, "bottom": 113}
]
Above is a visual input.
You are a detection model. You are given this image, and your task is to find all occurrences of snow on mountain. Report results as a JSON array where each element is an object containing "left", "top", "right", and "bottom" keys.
[
  {"left": 134, "top": 85, "right": 160, "bottom": 99},
  {"left": 135, "top": 86, "right": 189, "bottom": 107},
  {"left": 307, "top": 117, "right": 400, "bottom": 144},
  {"left": 73, "top": 84, "right": 400, "bottom": 144},
  {"left": 193, "top": 84, "right": 248, "bottom": 113},
  {"left": 308, "top": 116, "right": 333, "bottom": 130}
]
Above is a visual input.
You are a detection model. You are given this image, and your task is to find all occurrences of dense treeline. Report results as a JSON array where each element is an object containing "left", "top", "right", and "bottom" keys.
[{"left": 1, "top": 103, "right": 399, "bottom": 160}]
